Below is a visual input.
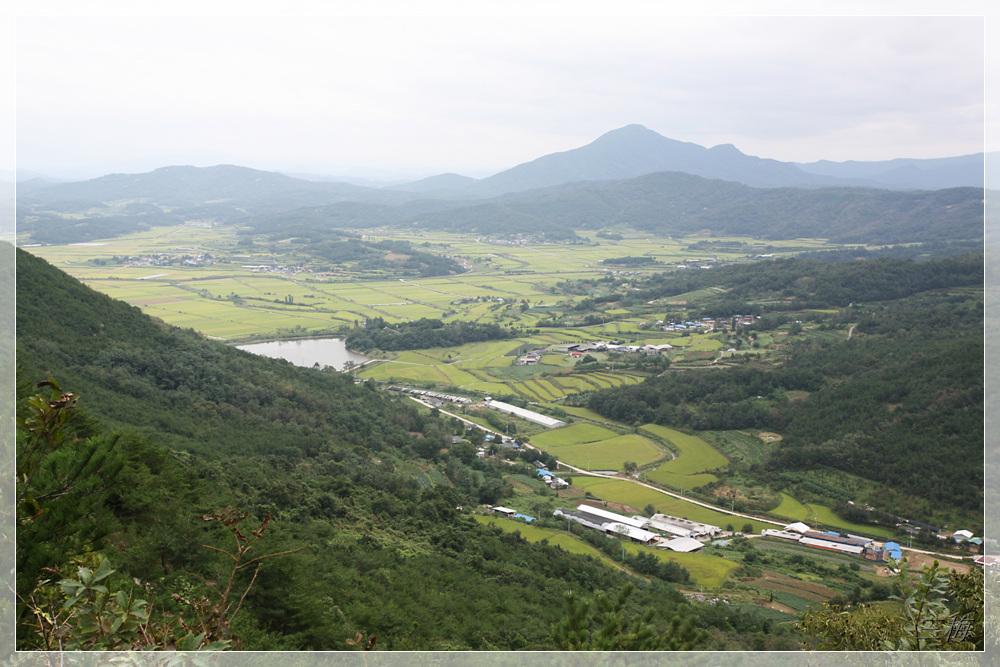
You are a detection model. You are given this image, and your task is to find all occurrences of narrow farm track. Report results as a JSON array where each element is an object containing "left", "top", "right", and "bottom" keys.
[{"left": 415, "top": 398, "right": 971, "bottom": 565}]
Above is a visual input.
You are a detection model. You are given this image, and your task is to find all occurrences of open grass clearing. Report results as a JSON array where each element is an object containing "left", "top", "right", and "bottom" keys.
[
  {"left": 540, "top": 403, "right": 616, "bottom": 424},
  {"left": 702, "top": 430, "right": 773, "bottom": 467}
]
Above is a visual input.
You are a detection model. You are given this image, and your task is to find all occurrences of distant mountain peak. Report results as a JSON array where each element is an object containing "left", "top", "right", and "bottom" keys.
[{"left": 709, "top": 143, "right": 742, "bottom": 155}]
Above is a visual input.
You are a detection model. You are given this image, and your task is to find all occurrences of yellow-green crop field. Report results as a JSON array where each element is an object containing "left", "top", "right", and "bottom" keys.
[
  {"left": 622, "top": 543, "right": 739, "bottom": 588},
  {"left": 529, "top": 423, "right": 620, "bottom": 448},
  {"left": 772, "top": 493, "right": 811, "bottom": 521},
  {"left": 472, "top": 516, "right": 635, "bottom": 572},
  {"left": 641, "top": 425, "right": 729, "bottom": 489},
  {"left": 550, "top": 434, "right": 662, "bottom": 470}
]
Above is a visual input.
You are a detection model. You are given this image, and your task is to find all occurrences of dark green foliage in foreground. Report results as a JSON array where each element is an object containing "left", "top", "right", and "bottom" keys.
[
  {"left": 17, "top": 248, "right": 796, "bottom": 650},
  {"left": 551, "top": 583, "right": 707, "bottom": 650},
  {"left": 798, "top": 562, "right": 984, "bottom": 651},
  {"left": 345, "top": 316, "right": 516, "bottom": 352}
]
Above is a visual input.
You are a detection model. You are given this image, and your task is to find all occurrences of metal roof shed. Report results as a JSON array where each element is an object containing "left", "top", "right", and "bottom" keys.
[
  {"left": 661, "top": 537, "right": 704, "bottom": 552},
  {"left": 576, "top": 505, "right": 646, "bottom": 530},
  {"left": 605, "top": 523, "right": 660, "bottom": 544}
]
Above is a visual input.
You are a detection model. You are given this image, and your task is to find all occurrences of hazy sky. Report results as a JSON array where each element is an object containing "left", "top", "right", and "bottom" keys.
[{"left": 11, "top": 4, "right": 991, "bottom": 181}]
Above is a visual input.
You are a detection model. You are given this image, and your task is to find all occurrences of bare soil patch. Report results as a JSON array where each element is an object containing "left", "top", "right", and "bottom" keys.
[
  {"left": 746, "top": 572, "right": 838, "bottom": 601},
  {"left": 901, "top": 551, "right": 971, "bottom": 575}
]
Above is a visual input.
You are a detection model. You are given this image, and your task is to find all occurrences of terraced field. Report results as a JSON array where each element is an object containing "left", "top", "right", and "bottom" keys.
[
  {"left": 641, "top": 424, "right": 729, "bottom": 490},
  {"left": 772, "top": 493, "right": 811, "bottom": 521}
]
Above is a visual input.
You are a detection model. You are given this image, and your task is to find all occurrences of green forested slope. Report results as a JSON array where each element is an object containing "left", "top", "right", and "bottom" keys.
[
  {"left": 586, "top": 254, "right": 983, "bottom": 522},
  {"left": 15, "top": 248, "right": 789, "bottom": 651}
]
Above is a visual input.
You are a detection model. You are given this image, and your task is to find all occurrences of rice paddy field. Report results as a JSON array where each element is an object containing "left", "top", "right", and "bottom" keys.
[
  {"left": 528, "top": 423, "right": 620, "bottom": 448},
  {"left": 640, "top": 425, "right": 729, "bottom": 490},
  {"left": 540, "top": 434, "right": 663, "bottom": 471},
  {"left": 772, "top": 493, "right": 811, "bottom": 521},
  {"left": 28, "top": 226, "right": 891, "bottom": 557}
]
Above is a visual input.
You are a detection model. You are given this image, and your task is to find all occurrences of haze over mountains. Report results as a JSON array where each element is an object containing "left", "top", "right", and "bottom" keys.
[
  {"left": 398, "top": 124, "right": 984, "bottom": 196},
  {"left": 15, "top": 124, "right": 986, "bottom": 247}
]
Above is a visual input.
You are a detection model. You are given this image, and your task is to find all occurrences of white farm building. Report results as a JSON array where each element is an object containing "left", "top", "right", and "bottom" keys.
[{"left": 484, "top": 398, "right": 565, "bottom": 428}]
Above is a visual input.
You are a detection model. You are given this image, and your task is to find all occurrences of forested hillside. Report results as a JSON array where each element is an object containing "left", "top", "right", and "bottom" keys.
[
  {"left": 252, "top": 174, "right": 984, "bottom": 245},
  {"left": 15, "top": 249, "right": 791, "bottom": 651},
  {"left": 584, "top": 254, "right": 984, "bottom": 524}
]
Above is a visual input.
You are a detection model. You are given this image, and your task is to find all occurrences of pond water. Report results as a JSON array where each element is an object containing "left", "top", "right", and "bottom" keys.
[{"left": 236, "top": 337, "right": 368, "bottom": 370}]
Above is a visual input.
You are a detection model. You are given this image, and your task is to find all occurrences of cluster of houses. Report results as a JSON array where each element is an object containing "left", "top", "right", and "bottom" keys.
[
  {"left": 535, "top": 467, "right": 569, "bottom": 490},
  {"left": 951, "top": 529, "right": 984, "bottom": 549},
  {"left": 552, "top": 504, "right": 722, "bottom": 552},
  {"left": 660, "top": 316, "right": 756, "bottom": 332},
  {"left": 482, "top": 432, "right": 519, "bottom": 449},
  {"left": 762, "top": 522, "right": 903, "bottom": 563},
  {"left": 387, "top": 385, "right": 473, "bottom": 405},
  {"left": 119, "top": 251, "right": 216, "bottom": 267},
  {"left": 895, "top": 520, "right": 984, "bottom": 550},
  {"left": 517, "top": 350, "right": 545, "bottom": 365},
  {"left": 477, "top": 237, "right": 529, "bottom": 247},
  {"left": 561, "top": 341, "right": 675, "bottom": 357},
  {"left": 240, "top": 263, "right": 310, "bottom": 275}
]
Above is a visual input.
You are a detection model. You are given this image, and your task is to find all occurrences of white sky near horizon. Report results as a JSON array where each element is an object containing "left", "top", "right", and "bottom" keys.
[{"left": 7, "top": 4, "right": 994, "bottom": 181}]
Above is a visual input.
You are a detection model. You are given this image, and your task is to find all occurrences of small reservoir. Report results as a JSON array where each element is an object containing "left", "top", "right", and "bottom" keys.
[{"left": 237, "top": 337, "right": 368, "bottom": 371}]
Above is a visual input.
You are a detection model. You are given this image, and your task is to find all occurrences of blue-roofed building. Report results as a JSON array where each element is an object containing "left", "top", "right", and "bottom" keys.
[
  {"left": 536, "top": 469, "right": 554, "bottom": 478},
  {"left": 513, "top": 514, "right": 536, "bottom": 522},
  {"left": 884, "top": 542, "right": 903, "bottom": 560}
]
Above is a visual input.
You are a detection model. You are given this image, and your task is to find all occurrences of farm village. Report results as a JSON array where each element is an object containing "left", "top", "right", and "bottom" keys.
[
  {"left": 411, "top": 384, "right": 978, "bottom": 569},
  {"left": 20, "top": 222, "right": 985, "bottom": 643}
]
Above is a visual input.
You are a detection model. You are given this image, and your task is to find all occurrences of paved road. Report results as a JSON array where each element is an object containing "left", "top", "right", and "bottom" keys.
[{"left": 411, "top": 397, "right": 971, "bottom": 563}]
